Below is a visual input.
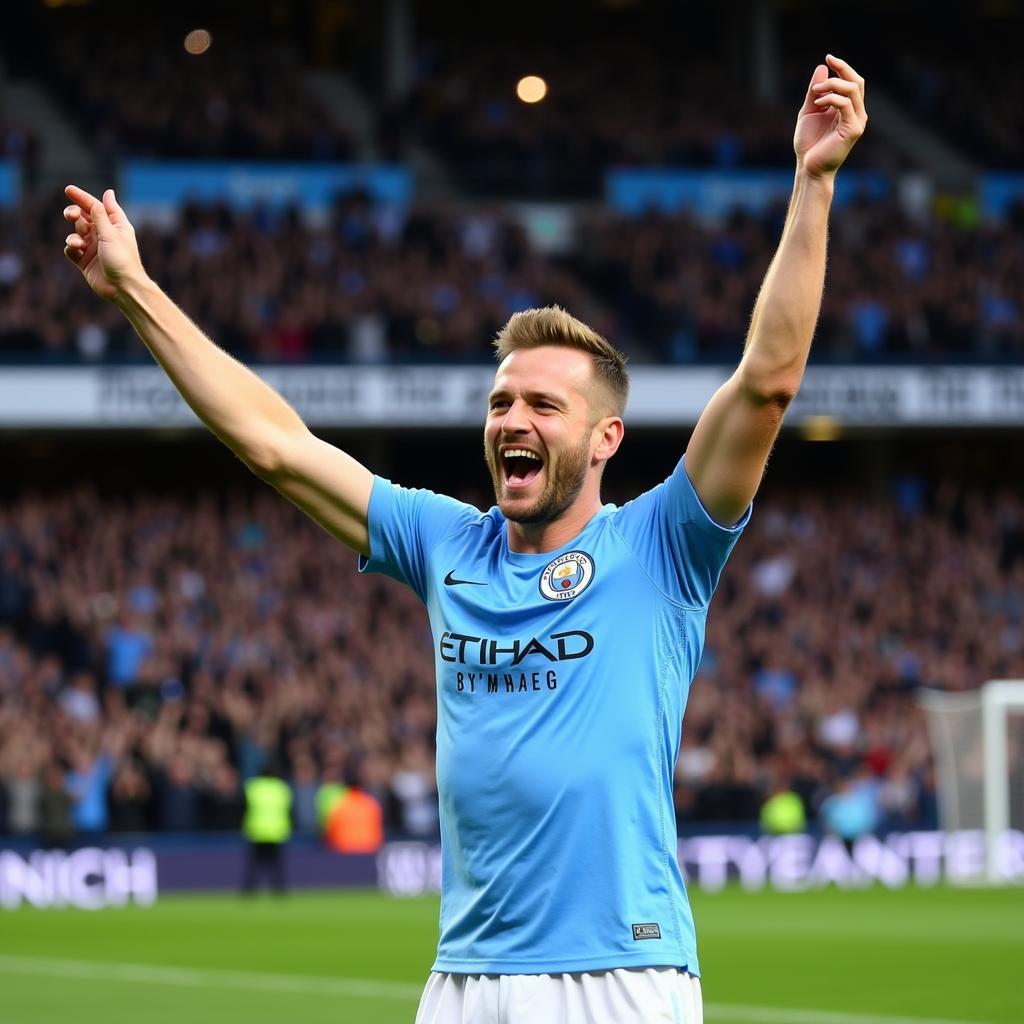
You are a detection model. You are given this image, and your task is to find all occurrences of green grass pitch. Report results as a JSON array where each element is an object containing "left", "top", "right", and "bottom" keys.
[{"left": 1, "top": 885, "right": 1021, "bottom": 1023}]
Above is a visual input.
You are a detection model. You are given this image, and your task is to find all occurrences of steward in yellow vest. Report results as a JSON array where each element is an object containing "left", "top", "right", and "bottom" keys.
[{"left": 241, "top": 765, "right": 293, "bottom": 893}]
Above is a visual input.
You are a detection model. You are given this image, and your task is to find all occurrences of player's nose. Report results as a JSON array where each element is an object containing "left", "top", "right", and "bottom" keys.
[{"left": 499, "top": 398, "right": 531, "bottom": 433}]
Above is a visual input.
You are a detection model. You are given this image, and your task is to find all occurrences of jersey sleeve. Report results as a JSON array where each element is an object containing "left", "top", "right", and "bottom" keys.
[
  {"left": 357, "top": 475, "right": 479, "bottom": 602},
  {"left": 611, "top": 455, "right": 750, "bottom": 608}
]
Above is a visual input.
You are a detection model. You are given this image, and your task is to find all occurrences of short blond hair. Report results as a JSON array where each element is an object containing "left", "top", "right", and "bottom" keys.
[{"left": 493, "top": 306, "right": 629, "bottom": 416}]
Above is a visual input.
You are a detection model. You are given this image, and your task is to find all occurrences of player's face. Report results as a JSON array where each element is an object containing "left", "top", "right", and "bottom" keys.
[{"left": 484, "top": 347, "right": 598, "bottom": 524}]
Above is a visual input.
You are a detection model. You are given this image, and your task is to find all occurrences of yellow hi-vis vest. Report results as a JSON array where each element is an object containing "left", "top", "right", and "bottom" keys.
[
  {"left": 243, "top": 777, "right": 293, "bottom": 843},
  {"left": 760, "top": 790, "right": 806, "bottom": 835}
]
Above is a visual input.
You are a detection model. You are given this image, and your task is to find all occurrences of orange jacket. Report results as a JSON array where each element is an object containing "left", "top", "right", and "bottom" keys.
[{"left": 325, "top": 787, "right": 384, "bottom": 853}]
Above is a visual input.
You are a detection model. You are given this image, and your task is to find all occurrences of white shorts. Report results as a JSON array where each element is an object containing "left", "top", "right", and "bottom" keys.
[{"left": 414, "top": 967, "right": 702, "bottom": 1024}]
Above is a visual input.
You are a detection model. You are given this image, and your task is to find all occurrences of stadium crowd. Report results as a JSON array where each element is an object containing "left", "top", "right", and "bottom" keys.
[
  {"left": 2, "top": 473, "right": 1018, "bottom": 842},
  {"left": 2, "top": 190, "right": 1022, "bottom": 365},
  {"left": 0, "top": 0, "right": 1020, "bottom": 851},
  {"left": 13, "top": 11, "right": 1011, "bottom": 183},
  {"left": 394, "top": 45, "right": 797, "bottom": 197},
  {"left": 43, "top": 33, "right": 354, "bottom": 165},
  {"left": 0, "top": 112, "right": 39, "bottom": 185},
  {"left": 33, "top": 27, "right": 867, "bottom": 189},
  {"left": 895, "top": 48, "right": 1024, "bottom": 169}
]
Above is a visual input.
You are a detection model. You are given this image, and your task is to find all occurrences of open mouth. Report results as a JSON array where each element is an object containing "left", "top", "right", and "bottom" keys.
[{"left": 501, "top": 448, "right": 544, "bottom": 489}]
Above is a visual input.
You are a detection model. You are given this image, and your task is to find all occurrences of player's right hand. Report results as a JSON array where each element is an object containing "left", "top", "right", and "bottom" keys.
[{"left": 63, "top": 184, "right": 144, "bottom": 303}]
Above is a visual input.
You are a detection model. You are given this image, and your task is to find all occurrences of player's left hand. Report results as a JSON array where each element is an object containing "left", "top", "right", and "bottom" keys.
[{"left": 794, "top": 54, "right": 867, "bottom": 179}]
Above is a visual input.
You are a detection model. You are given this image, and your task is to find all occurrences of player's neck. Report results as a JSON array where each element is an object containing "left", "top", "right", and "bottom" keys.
[{"left": 506, "top": 494, "right": 603, "bottom": 554}]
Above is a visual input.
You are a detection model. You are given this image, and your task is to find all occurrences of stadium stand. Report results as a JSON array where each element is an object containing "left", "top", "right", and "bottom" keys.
[
  {"left": 43, "top": 31, "right": 355, "bottom": 163},
  {"left": 894, "top": 51, "right": 1024, "bottom": 170},
  {"left": 6, "top": 466, "right": 1023, "bottom": 839},
  {"left": 385, "top": 12, "right": 902, "bottom": 196},
  {"left": 2, "top": 192, "right": 1022, "bottom": 364},
  {"left": 1, "top": 0, "right": 1022, "bottom": 852}
]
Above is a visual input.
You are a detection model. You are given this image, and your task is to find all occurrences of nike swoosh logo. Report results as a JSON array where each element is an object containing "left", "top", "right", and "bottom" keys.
[{"left": 444, "top": 571, "right": 487, "bottom": 587}]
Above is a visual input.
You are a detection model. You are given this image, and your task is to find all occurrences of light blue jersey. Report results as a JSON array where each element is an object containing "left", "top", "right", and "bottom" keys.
[{"left": 359, "top": 456, "right": 749, "bottom": 976}]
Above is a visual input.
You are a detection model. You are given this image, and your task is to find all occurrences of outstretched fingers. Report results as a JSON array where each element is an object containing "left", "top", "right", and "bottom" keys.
[
  {"left": 794, "top": 54, "right": 867, "bottom": 175},
  {"left": 799, "top": 64, "right": 830, "bottom": 115},
  {"left": 101, "top": 187, "right": 130, "bottom": 226},
  {"left": 64, "top": 183, "right": 115, "bottom": 233},
  {"left": 808, "top": 63, "right": 867, "bottom": 137},
  {"left": 62, "top": 183, "right": 140, "bottom": 293},
  {"left": 826, "top": 54, "right": 865, "bottom": 92},
  {"left": 65, "top": 183, "right": 100, "bottom": 211},
  {"left": 64, "top": 204, "right": 92, "bottom": 239},
  {"left": 64, "top": 234, "right": 87, "bottom": 263},
  {"left": 64, "top": 219, "right": 94, "bottom": 262},
  {"left": 823, "top": 54, "right": 867, "bottom": 118},
  {"left": 63, "top": 191, "right": 100, "bottom": 265},
  {"left": 813, "top": 89, "right": 854, "bottom": 114}
]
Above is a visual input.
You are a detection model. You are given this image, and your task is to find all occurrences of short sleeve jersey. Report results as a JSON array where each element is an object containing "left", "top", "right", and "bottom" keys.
[{"left": 359, "top": 456, "right": 749, "bottom": 976}]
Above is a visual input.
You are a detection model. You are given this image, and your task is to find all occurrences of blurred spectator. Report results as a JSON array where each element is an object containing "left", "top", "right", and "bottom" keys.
[
  {"left": 104, "top": 610, "right": 154, "bottom": 689},
  {"left": 877, "top": 760, "right": 922, "bottom": 833},
  {"left": 289, "top": 755, "right": 320, "bottom": 836},
  {"left": 325, "top": 765, "right": 384, "bottom": 854},
  {"left": 154, "top": 755, "right": 200, "bottom": 832},
  {"left": 108, "top": 760, "right": 152, "bottom": 833},
  {"left": 241, "top": 762, "right": 292, "bottom": 893},
  {"left": 3, "top": 754, "right": 41, "bottom": 836},
  {"left": 66, "top": 744, "right": 115, "bottom": 834},
  {"left": 760, "top": 777, "right": 807, "bottom": 836},
  {"left": 0, "top": 551, "right": 30, "bottom": 625},
  {"left": 38, "top": 763, "right": 74, "bottom": 848},
  {"left": 819, "top": 769, "right": 882, "bottom": 853},
  {"left": 390, "top": 742, "right": 439, "bottom": 839},
  {"left": 201, "top": 762, "right": 244, "bottom": 831},
  {"left": 60, "top": 671, "right": 101, "bottom": 723}
]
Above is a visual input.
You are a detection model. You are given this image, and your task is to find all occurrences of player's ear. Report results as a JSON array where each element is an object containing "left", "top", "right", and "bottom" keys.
[{"left": 593, "top": 416, "right": 624, "bottom": 463}]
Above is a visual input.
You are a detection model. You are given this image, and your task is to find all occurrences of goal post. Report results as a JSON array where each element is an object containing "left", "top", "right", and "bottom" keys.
[{"left": 920, "top": 679, "right": 1024, "bottom": 884}]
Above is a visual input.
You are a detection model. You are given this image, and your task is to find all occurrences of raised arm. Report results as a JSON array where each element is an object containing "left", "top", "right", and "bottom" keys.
[
  {"left": 685, "top": 55, "right": 867, "bottom": 525},
  {"left": 63, "top": 185, "right": 373, "bottom": 555}
]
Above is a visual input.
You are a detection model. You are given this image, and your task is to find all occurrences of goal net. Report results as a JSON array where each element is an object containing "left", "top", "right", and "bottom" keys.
[{"left": 920, "top": 681, "right": 1024, "bottom": 883}]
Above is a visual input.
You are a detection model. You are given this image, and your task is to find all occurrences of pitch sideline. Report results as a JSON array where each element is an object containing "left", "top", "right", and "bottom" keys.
[{"left": 0, "top": 954, "right": 997, "bottom": 1024}]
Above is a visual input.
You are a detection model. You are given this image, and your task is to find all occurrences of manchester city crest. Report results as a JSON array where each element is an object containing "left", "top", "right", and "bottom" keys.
[{"left": 539, "top": 550, "right": 595, "bottom": 602}]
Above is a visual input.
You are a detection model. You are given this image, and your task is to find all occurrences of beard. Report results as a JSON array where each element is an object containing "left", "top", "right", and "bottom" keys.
[{"left": 485, "top": 429, "right": 591, "bottom": 525}]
